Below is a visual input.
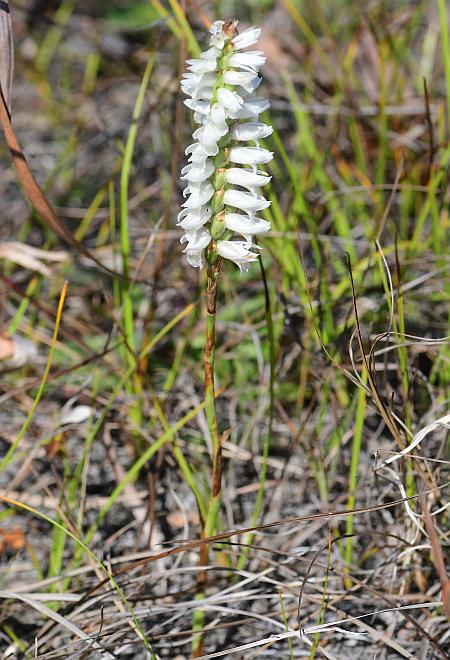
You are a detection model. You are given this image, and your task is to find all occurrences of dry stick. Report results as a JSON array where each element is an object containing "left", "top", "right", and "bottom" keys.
[{"left": 374, "top": 157, "right": 403, "bottom": 241}]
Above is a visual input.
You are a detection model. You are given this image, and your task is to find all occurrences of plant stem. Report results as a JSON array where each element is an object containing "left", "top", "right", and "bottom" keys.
[
  {"left": 204, "top": 258, "right": 221, "bottom": 455},
  {"left": 192, "top": 255, "right": 222, "bottom": 658},
  {"left": 204, "top": 256, "right": 223, "bottom": 539}
]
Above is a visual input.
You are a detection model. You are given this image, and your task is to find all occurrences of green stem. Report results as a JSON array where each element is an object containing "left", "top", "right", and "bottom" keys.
[
  {"left": 204, "top": 259, "right": 221, "bottom": 455},
  {"left": 192, "top": 256, "right": 222, "bottom": 658},
  {"left": 204, "top": 257, "right": 223, "bottom": 537}
]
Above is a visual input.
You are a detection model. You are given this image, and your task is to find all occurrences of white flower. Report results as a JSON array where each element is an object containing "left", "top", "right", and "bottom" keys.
[
  {"left": 181, "top": 73, "right": 216, "bottom": 98},
  {"left": 209, "top": 20, "right": 226, "bottom": 48},
  {"left": 186, "top": 142, "right": 210, "bottom": 163},
  {"left": 225, "top": 167, "right": 271, "bottom": 189},
  {"left": 186, "top": 57, "right": 218, "bottom": 74},
  {"left": 180, "top": 228, "right": 212, "bottom": 251},
  {"left": 216, "top": 87, "right": 244, "bottom": 115},
  {"left": 222, "top": 71, "right": 261, "bottom": 93},
  {"left": 228, "top": 51, "right": 266, "bottom": 70},
  {"left": 232, "top": 27, "right": 261, "bottom": 50},
  {"left": 231, "top": 122, "right": 273, "bottom": 141},
  {"left": 181, "top": 228, "right": 212, "bottom": 267},
  {"left": 235, "top": 97, "right": 270, "bottom": 119},
  {"left": 210, "top": 103, "right": 228, "bottom": 132},
  {"left": 179, "top": 20, "right": 273, "bottom": 270},
  {"left": 224, "top": 213, "right": 271, "bottom": 241},
  {"left": 192, "top": 123, "right": 225, "bottom": 154},
  {"left": 181, "top": 160, "right": 215, "bottom": 184},
  {"left": 177, "top": 205, "right": 212, "bottom": 231},
  {"left": 184, "top": 98, "right": 209, "bottom": 115},
  {"left": 216, "top": 240, "right": 260, "bottom": 273},
  {"left": 199, "top": 46, "right": 222, "bottom": 61},
  {"left": 182, "top": 182, "right": 214, "bottom": 209},
  {"left": 229, "top": 146, "right": 273, "bottom": 165},
  {"left": 178, "top": 214, "right": 209, "bottom": 232},
  {"left": 223, "top": 189, "right": 271, "bottom": 212}
]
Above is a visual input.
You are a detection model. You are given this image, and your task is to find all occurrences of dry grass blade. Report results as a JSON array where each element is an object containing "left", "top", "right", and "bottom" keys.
[
  {"left": 0, "top": 331, "right": 37, "bottom": 367},
  {"left": 0, "top": 241, "right": 67, "bottom": 276},
  {"left": 0, "top": 591, "right": 114, "bottom": 658},
  {"left": 374, "top": 413, "right": 450, "bottom": 469}
]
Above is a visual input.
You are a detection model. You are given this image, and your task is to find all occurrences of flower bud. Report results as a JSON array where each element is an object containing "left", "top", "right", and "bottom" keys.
[{"left": 210, "top": 211, "right": 227, "bottom": 239}]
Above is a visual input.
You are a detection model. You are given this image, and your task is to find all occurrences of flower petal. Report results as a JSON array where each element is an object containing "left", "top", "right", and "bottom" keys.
[
  {"left": 210, "top": 103, "right": 229, "bottom": 133},
  {"left": 181, "top": 160, "right": 215, "bottom": 183},
  {"left": 177, "top": 205, "right": 212, "bottom": 224},
  {"left": 235, "top": 97, "right": 270, "bottom": 119},
  {"left": 181, "top": 228, "right": 212, "bottom": 268},
  {"left": 199, "top": 46, "right": 222, "bottom": 60},
  {"left": 216, "top": 240, "right": 260, "bottom": 273},
  {"left": 231, "top": 122, "right": 273, "bottom": 141},
  {"left": 192, "top": 123, "right": 224, "bottom": 154},
  {"left": 186, "top": 250, "right": 204, "bottom": 267},
  {"left": 232, "top": 27, "right": 261, "bottom": 50},
  {"left": 182, "top": 183, "right": 214, "bottom": 209},
  {"left": 184, "top": 98, "right": 209, "bottom": 114},
  {"left": 229, "top": 146, "right": 273, "bottom": 165},
  {"left": 224, "top": 189, "right": 271, "bottom": 212},
  {"left": 216, "top": 87, "right": 244, "bottom": 116},
  {"left": 223, "top": 70, "right": 261, "bottom": 93},
  {"left": 209, "top": 20, "right": 226, "bottom": 49},
  {"left": 228, "top": 51, "right": 266, "bottom": 70},
  {"left": 186, "top": 142, "right": 211, "bottom": 163},
  {"left": 224, "top": 213, "right": 271, "bottom": 240},
  {"left": 225, "top": 167, "right": 271, "bottom": 188},
  {"left": 186, "top": 57, "right": 217, "bottom": 74}
]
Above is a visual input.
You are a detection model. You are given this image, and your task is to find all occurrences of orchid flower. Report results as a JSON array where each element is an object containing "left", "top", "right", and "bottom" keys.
[{"left": 179, "top": 20, "right": 273, "bottom": 272}]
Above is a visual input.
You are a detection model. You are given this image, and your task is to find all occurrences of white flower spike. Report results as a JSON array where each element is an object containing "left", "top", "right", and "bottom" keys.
[{"left": 179, "top": 19, "right": 273, "bottom": 271}]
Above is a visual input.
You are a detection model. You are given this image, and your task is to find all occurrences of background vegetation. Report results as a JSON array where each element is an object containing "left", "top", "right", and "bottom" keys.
[{"left": 0, "top": 0, "right": 448, "bottom": 658}]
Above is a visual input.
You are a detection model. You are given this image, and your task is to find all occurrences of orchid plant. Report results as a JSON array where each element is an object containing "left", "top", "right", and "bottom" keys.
[
  {"left": 179, "top": 25, "right": 273, "bottom": 637},
  {"left": 179, "top": 21, "right": 273, "bottom": 655}
]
